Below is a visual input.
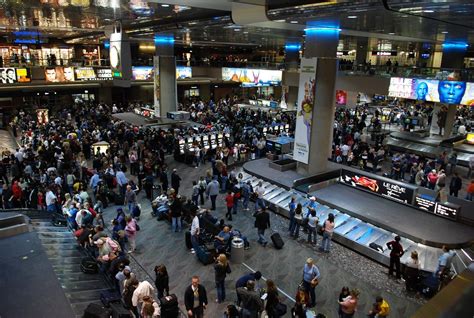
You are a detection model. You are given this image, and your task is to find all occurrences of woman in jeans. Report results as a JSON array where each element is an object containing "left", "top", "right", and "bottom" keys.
[
  {"left": 214, "top": 254, "right": 231, "bottom": 303},
  {"left": 319, "top": 213, "right": 335, "bottom": 253},
  {"left": 291, "top": 203, "right": 303, "bottom": 238},
  {"left": 306, "top": 209, "right": 318, "bottom": 246}
]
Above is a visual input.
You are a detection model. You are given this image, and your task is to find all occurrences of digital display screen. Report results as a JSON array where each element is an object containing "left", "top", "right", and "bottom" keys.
[
  {"left": 96, "top": 68, "right": 113, "bottom": 80},
  {"left": 0, "top": 67, "right": 32, "bottom": 84},
  {"left": 44, "top": 67, "right": 75, "bottom": 82},
  {"left": 340, "top": 169, "right": 415, "bottom": 204},
  {"left": 132, "top": 66, "right": 153, "bottom": 80},
  {"left": 222, "top": 67, "right": 282, "bottom": 87},
  {"left": 176, "top": 66, "right": 192, "bottom": 79},
  {"left": 414, "top": 194, "right": 459, "bottom": 220},
  {"left": 16, "top": 68, "right": 31, "bottom": 83},
  {"left": 388, "top": 77, "right": 474, "bottom": 105}
]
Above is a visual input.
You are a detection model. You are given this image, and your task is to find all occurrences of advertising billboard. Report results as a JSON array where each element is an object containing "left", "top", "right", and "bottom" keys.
[
  {"left": 414, "top": 194, "right": 459, "bottom": 220},
  {"left": 388, "top": 77, "right": 474, "bottom": 105},
  {"left": 44, "top": 67, "right": 75, "bottom": 83},
  {"left": 75, "top": 67, "right": 96, "bottom": 81},
  {"left": 176, "top": 66, "right": 192, "bottom": 79},
  {"left": 16, "top": 68, "right": 31, "bottom": 83},
  {"left": 335, "top": 90, "right": 347, "bottom": 105},
  {"left": 0, "top": 67, "right": 32, "bottom": 83},
  {"left": 153, "top": 56, "right": 160, "bottom": 117},
  {"left": 340, "top": 169, "right": 415, "bottom": 204},
  {"left": 96, "top": 68, "right": 113, "bottom": 80},
  {"left": 222, "top": 67, "right": 282, "bottom": 87},
  {"left": 132, "top": 66, "right": 153, "bottom": 80},
  {"left": 293, "top": 58, "right": 317, "bottom": 164}
]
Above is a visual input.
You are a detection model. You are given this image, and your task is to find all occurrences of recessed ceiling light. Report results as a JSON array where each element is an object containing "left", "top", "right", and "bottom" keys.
[
  {"left": 211, "top": 39, "right": 215, "bottom": 41},
  {"left": 441, "top": 31, "right": 448, "bottom": 34},
  {"left": 290, "top": 21, "right": 298, "bottom": 24},
  {"left": 424, "top": 10, "right": 434, "bottom": 13},
  {"left": 243, "top": 31, "right": 249, "bottom": 34},
  {"left": 347, "top": 16, "right": 357, "bottom": 19},
  {"left": 161, "top": 4, "right": 169, "bottom": 7},
  {"left": 388, "top": 32, "right": 395, "bottom": 35},
  {"left": 234, "top": 29, "right": 240, "bottom": 31}
]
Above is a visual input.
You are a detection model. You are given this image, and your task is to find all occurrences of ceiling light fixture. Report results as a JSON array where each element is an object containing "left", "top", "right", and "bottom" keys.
[
  {"left": 424, "top": 10, "right": 434, "bottom": 13},
  {"left": 274, "top": 19, "right": 285, "bottom": 22},
  {"left": 290, "top": 21, "right": 298, "bottom": 24},
  {"left": 161, "top": 4, "right": 170, "bottom": 7},
  {"left": 441, "top": 31, "right": 448, "bottom": 34},
  {"left": 388, "top": 32, "right": 395, "bottom": 35},
  {"left": 347, "top": 16, "right": 357, "bottom": 19}
]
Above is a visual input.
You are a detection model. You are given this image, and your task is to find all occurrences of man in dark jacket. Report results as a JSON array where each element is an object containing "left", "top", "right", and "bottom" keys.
[
  {"left": 254, "top": 207, "right": 270, "bottom": 247},
  {"left": 449, "top": 172, "right": 462, "bottom": 197},
  {"left": 387, "top": 235, "right": 404, "bottom": 279},
  {"left": 160, "top": 168, "right": 168, "bottom": 193},
  {"left": 184, "top": 275, "right": 208, "bottom": 318},
  {"left": 170, "top": 196, "right": 182, "bottom": 232},
  {"left": 237, "top": 280, "right": 264, "bottom": 318},
  {"left": 171, "top": 169, "right": 181, "bottom": 194}
]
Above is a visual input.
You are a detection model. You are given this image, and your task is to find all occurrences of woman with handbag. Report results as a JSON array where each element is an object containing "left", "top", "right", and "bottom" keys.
[
  {"left": 214, "top": 254, "right": 231, "bottom": 303},
  {"left": 265, "top": 280, "right": 287, "bottom": 318},
  {"left": 302, "top": 258, "right": 320, "bottom": 308}
]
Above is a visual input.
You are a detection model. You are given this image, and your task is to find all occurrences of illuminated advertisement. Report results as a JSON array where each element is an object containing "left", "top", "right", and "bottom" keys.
[
  {"left": 36, "top": 109, "right": 49, "bottom": 125},
  {"left": 466, "top": 132, "right": 474, "bottom": 145},
  {"left": 16, "top": 68, "right": 31, "bottom": 83},
  {"left": 75, "top": 67, "right": 96, "bottom": 81},
  {"left": 132, "top": 66, "right": 153, "bottom": 80},
  {"left": 176, "top": 66, "right": 192, "bottom": 79},
  {"left": 44, "top": 67, "right": 75, "bottom": 82},
  {"left": 414, "top": 194, "right": 459, "bottom": 221},
  {"left": 340, "top": 169, "right": 415, "bottom": 204},
  {"left": 0, "top": 68, "right": 31, "bottom": 83},
  {"left": 336, "top": 90, "right": 347, "bottom": 105},
  {"left": 222, "top": 67, "right": 282, "bottom": 87},
  {"left": 388, "top": 77, "right": 474, "bottom": 105},
  {"left": 153, "top": 56, "right": 160, "bottom": 117},
  {"left": 96, "top": 68, "right": 112, "bottom": 80}
]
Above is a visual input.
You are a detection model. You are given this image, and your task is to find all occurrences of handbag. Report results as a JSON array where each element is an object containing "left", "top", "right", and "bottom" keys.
[
  {"left": 310, "top": 277, "right": 319, "bottom": 288},
  {"left": 135, "top": 223, "right": 140, "bottom": 231},
  {"left": 274, "top": 302, "right": 287, "bottom": 316}
]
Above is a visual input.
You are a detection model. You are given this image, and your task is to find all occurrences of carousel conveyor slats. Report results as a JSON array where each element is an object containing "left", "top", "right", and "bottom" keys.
[{"left": 238, "top": 171, "right": 452, "bottom": 272}]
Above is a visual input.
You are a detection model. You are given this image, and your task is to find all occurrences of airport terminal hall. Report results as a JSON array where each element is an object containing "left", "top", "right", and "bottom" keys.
[{"left": 1, "top": 1, "right": 474, "bottom": 318}]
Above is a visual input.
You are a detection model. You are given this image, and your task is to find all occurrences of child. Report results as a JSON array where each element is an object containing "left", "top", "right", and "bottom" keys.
[{"left": 224, "top": 191, "right": 234, "bottom": 221}]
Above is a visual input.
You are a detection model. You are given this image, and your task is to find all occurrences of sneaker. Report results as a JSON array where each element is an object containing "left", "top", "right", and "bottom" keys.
[
  {"left": 244, "top": 246, "right": 250, "bottom": 250},
  {"left": 190, "top": 249, "right": 195, "bottom": 254}
]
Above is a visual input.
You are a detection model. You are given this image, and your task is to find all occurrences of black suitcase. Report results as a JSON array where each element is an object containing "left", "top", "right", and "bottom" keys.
[
  {"left": 195, "top": 245, "right": 213, "bottom": 265},
  {"left": 100, "top": 289, "right": 122, "bottom": 307},
  {"left": 52, "top": 212, "right": 67, "bottom": 227},
  {"left": 83, "top": 303, "right": 111, "bottom": 318},
  {"left": 81, "top": 256, "right": 99, "bottom": 274},
  {"left": 369, "top": 242, "right": 384, "bottom": 252},
  {"left": 109, "top": 302, "right": 132, "bottom": 318},
  {"left": 271, "top": 232, "right": 284, "bottom": 249},
  {"left": 185, "top": 231, "right": 193, "bottom": 249},
  {"left": 160, "top": 294, "right": 179, "bottom": 318}
]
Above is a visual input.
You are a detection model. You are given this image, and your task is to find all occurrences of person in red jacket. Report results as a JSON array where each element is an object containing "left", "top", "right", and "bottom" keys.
[
  {"left": 11, "top": 180, "right": 23, "bottom": 208},
  {"left": 224, "top": 191, "right": 234, "bottom": 221}
]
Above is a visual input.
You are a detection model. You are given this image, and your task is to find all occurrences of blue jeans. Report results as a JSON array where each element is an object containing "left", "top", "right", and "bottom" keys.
[
  {"left": 302, "top": 280, "right": 316, "bottom": 307},
  {"left": 216, "top": 280, "right": 226, "bottom": 302},
  {"left": 292, "top": 223, "right": 301, "bottom": 238},
  {"left": 47, "top": 204, "right": 57, "bottom": 213},
  {"left": 233, "top": 198, "right": 239, "bottom": 214},
  {"left": 172, "top": 217, "right": 182, "bottom": 232},
  {"left": 466, "top": 193, "right": 473, "bottom": 201},
  {"left": 242, "top": 195, "right": 249, "bottom": 209},
  {"left": 289, "top": 216, "right": 296, "bottom": 233},
  {"left": 192, "top": 195, "right": 199, "bottom": 206},
  {"left": 255, "top": 198, "right": 265, "bottom": 210},
  {"left": 221, "top": 176, "right": 228, "bottom": 191},
  {"left": 321, "top": 231, "right": 332, "bottom": 252},
  {"left": 257, "top": 228, "right": 267, "bottom": 245},
  {"left": 128, "top": 202, "right": 135, "bottom": 214},
  {"left": 307, "top": 226, "right": 317, "bottom": 244},
  {"left": 191, "top": 234, "right": 199, "bottom": 251}
]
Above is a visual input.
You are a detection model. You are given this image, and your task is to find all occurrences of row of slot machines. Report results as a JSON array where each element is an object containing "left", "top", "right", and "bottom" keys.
[
  {"left": 262, "top": 124, "right": 290, "bottom": 137},
  {"left": 177, "top": 132, "right": 231, "bottom": 154}
]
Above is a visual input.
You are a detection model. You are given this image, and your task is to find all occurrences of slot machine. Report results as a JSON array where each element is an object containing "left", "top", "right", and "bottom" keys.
[
  {"left": 203, "top": 135, "right": 210, "bottom": 149},
  {"left": 217, "top": 133, "right": 223, "bottom": 147},
  {"left": 179, "top": 138, "right": 185, "bottom": 154},
  {"left": 284, "top": 124, "right": 289, "bottom": 133},
  {"left": 195, "top": 135, "right": 202, "bottom": 148},
  {"left": 262, "top": 127, "right": 268, "bottom": 137},
  {"left": 279, "top": 125, "right": 284, "bottom": 134},
  {"left": 210, "top": 134, "right": 217, "bottom": 149},
  {"left": 225, "top": 132, "right": 230, "bottom": 140},
  {"left": 187, "top": 137, "right": 195, "bottom": 152}
]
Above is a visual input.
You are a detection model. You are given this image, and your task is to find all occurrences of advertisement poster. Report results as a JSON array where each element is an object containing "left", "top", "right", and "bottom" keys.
[
  {"left": 75, "top": 67, "right": 96, "bottom": 80},
  {"left": 44, "top": 67, "right": 75, "bottom": 82},
  {"left": 36, "top": 109, "right": 49, "bottom": 125},
  {"left": 176, "top": 66, "right": 192, "bottom": 79},
  {"left": 335, "top": 90, "right": 347, "bottom": 105},
  {"left": 153, "top": 56, "right": 160, "bottom": 117},
  {"left": 340, "top": 169, "right": 415, "bottom": 204},
  {"left": 96, "top": 68, "right": 112, "bottom": 80},
  {"left": 222, "top": 67, "right": 282, "bottom": 87},
  {"left": 15, "top": 68, "right": 31, "bottom": 83},
  {"left": 0, "top": 68, "right": 17, "bottom": 83},
  {"left": 412, "top": 79, "right": 439, "bottom": 102},
  {"left": 293, "top": 58, "right": 317, "bottom": 164},
  {"left": 388, "top": 77, "right": 413, "bottom": 99},
  {"left": 132, "top": 66, "right": 153, "bottom": 80},
  {"left": 414, "top": 194, "right": 459, "bottom": 220}
]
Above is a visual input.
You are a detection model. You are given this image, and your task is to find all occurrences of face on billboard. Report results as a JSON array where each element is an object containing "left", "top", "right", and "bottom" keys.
[
  {"left": 438, "top": 81, "right": 466, "bottom": 104},
  {"left": 45, "top": 68, "right": 58, "bottom": 82},
  {"left": 63, "top": 67, "right": 75, "bottom": 81},
  {"left": 415, "top": 82, "right": 428, "bottom": 101}
]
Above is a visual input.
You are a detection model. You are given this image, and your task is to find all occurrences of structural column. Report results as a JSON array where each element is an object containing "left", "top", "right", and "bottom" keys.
[
  {"left": 284, "top": 43, "right": 301, "bottom": 71},
  {"left": 355, "top": 38, "right": 369, "bottom": 67},
  {"left": 295, "top": 24, "right": 339, "bottom": 175},
  {"left": 154, "top": 35, "right": 177, "bottom": 118}
]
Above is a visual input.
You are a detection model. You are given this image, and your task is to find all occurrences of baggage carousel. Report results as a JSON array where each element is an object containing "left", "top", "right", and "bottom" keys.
[{"left": 239, "top": 171, "right": 473, "bottom": 273}]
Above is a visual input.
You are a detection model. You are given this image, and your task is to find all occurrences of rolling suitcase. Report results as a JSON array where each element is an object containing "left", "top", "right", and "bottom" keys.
[
  {"left": 195, "top": 245, "right": 212, "bottom": 265},
  {"left": 52, "top": 212, "right": 67, "bottom": 227},
  {"left": 100, "top": 289, "right": 122, "bottom": 307},
  {"left": 160, "top": 294, "right": 179, "bottom": 318},
  {"left": 109, "top": 302, "right": 132, "bottom": 318},
  {"left": 185, "top": 231, "right": 193, "bottom": 249},
  {"left": 83, "top": 303, "right": 111, "bottom": 318},
  {"left": 271, "top": 232, "right": 284, "bottom": 249},
  {"left": 369, "top": 242, "right": 384, "bottom": 252},
  {"left": 80, "top": 256, "right": 99, "bottom": 274},
  {"left": 115, "top": 193, "right": 125, "bottom": 205}
]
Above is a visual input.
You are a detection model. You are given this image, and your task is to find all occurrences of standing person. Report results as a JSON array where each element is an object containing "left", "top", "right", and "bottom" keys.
[
  {"left": 191, "top": 181, "right": 200, "bottom": 206},
  {"left": 465, "top": 179, "right": 474, "bottom": 201},
  {"left": 427, "top": 169, "right": 438, "bottom": 190},
  {"left": 241, "top": 180, "right": 252, "bottom": 211},
  {"left": 236, "top": 280, "right": 264, "bottom": 318},
  {"left": 288, "top": 197, "right": 297, "bottom": 234},
  {"left": 225, "top": 190, "right": 234, "bottom": 221},
  {"left": 435, "top": 169, "right": 446, "bottom": 192},
  {"left": 435, "top": 245, "right": 456, "bottom": 278},
  {"left": 184, "top": 276, "right": 208, "bottom": 318},
  {"left": 254, "top": 206, "right": 270, "bottom": 247},
  {"left": 124, "top": 185, "right": 137, "bottom": 213},
  {"left": 319, "top": 213, "right": 335, "bottom": 253},
  {"left": 301, "top": 258, "right": 320, "bottom": 308},
  {"left": 132, "top": 279, "right": 155, "bottom": 315},
  {"left": 154, "top": 264, "right": 169, "bottom": 300},
  {"left": 386, "top": 235, "right": 404, "bottom": 279},
  {"left": 338, "top": 288, "right": 360, "bottom": 318},
  {"left": 368, "top": 296, "right": 390, "bottom": 318},
  {"left": 190, "top": 209, "right": 200, "bottom": 253},
  {"left": 160, "top": 168, "right": 168, "bottom": 193},
  {"left": 141, "top": 295, "right": 160, "bottom": 318},
  {"left": 206, "top": 177, "right": 220, "bottom": 210},
  {"left": 405, "top": 251, "right": 420, "bottom": 292},
  {"left": 171, "top": 169, "right": 181, "bottom": 194},
  {"left": 467, "top": 155, "right": 474, "bottom": 178},
  {"left": 214, "top": 254, "right": 231, "bottom": 303},
  {"left": 306, "top": 209, "right": 318, "bottom": 247},
  {"left": 170, "top": 195, "right": 183, "bottom": 232},
  {"left": 198, "top": 176, "right": 207, "bottom": 205},
  {"left": 449, "top": 172, "right": 462, "bottom": 197},
  {"left": 291, "top": 203, "right": 303, "bottom": 239},
  {"left": 265, "top": 279, "right": 283, "bottom": 318},
  {"left": 116, "top": 168, "right": 128, "bottom": 196},
  {"left": 125, "top": 215, "right": 138, "bottom": 253},
  {"left": 292, "top": 286, "right": 310, "bottom": 318},
  {"left": 254, "top": 182, "right": 266, "bottom": 211},
  {"left": 337, "top": 286, "right": 350, "bottom": 318},
  {"left": 448, "top": 152, "right": 458, "bottom": 175}
]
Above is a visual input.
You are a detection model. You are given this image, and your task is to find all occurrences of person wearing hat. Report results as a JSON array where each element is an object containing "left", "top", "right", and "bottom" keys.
[
  {"left": 306, "top": 196, "right": 317, "bottom": 218},
  {"left": 302, "top": 258, "right": 320, "bottom": 308}
]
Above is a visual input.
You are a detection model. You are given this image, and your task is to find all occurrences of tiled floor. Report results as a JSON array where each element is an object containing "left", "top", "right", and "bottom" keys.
[{"left": 102, "top": 157, "right": 424, "bottom": 318}]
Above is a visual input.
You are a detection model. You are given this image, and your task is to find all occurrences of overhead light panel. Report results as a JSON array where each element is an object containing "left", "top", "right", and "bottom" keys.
[
  {"left": 290, "top": 21, "right": 298, "bottom": 24},
  {"left": 161, "top": 4, "right": 170, "bottom": 7},
  {"left": 347, "top": 16, "right": 357, "bottom": 19}
]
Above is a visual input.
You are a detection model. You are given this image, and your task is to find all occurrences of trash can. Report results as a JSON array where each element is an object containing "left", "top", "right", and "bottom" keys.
[{"left": 231, "top": 238, "right": 244, "bottom": 264}]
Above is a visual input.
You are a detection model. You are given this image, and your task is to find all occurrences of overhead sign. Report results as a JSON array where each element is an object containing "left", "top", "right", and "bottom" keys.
[
  {"left": 0, "top": 67, "right": 31, "bottom": 84},
  {"left": 176, "top": 66, "right": 192, "bottom": 79},
  {"left": 75, "top": 67, "right": 96, "bottom": 81},
  {"left": 132, "top": 66, "right": 153, "bottom": 80},
  {"left": 388, "top": 77, "right": 474, "bottom": 105},
  {"left": 293, "top": 58, "right": 317, "bottom": 164},
  {"left": 222, "top": 67, "right": 282, "bottom": 87},
  {"left": 414, "top": 194, "right": 459, "bottom": 220},
  {"left": 96, "top": 68, "right": 113, "bottom": 80},
  {"left": 340, "top": 169, "right": 415, "bottom": 204}
]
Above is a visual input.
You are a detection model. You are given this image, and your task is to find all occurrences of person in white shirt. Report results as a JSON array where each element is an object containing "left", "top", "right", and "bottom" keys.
[
  {"left": 254, "top": 182, "right": 266, "bottom": 210},
  {"left": 54, "top": 175, "right": 62, "bottom": 186},
  {"left": 190, "top": 210, "right": 201, "bottom": 253},
  {"left": 45, "top": 188, "right": 57, "bottom": 213},
  {"left": 132, "top": 280, "right": 155, "bottom": 312}
]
